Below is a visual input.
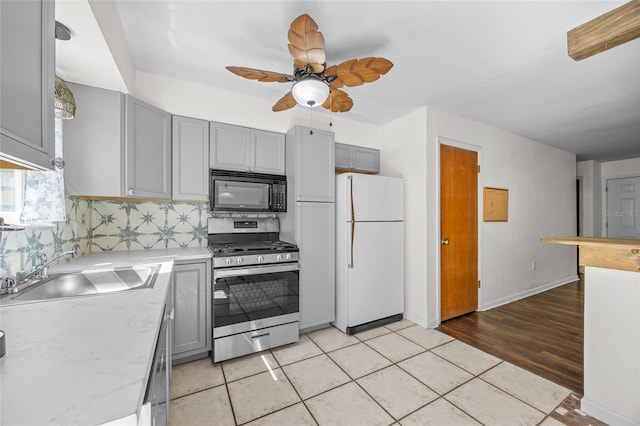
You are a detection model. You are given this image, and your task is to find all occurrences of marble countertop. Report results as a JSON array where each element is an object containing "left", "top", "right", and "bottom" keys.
[{"left": 0, "top": 248, "right": 211, "bottom": 425}]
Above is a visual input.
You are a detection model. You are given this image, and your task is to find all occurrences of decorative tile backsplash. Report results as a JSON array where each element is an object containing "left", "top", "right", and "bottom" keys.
[
  {"left": 0, "top": 196, "right": 281, "bottom": 278},
  {"left": 1, "top": 197, "right": 209, "bottom": 277}
]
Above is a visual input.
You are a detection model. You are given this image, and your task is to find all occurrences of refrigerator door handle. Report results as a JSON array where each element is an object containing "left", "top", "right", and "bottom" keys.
[
  {"left": 349, "top": 175, "right": 355, "bottom": 222},
  {"left": 348, "top": 175, "right": 355, "bottom": 268},
  {"left": 349, "top": 220, "right": 355, "bottom": 268}
]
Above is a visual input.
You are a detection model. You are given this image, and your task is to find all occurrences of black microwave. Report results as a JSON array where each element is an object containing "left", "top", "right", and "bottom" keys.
[{"left": 209, "top": 169, "right": 287, "bottom": 212}]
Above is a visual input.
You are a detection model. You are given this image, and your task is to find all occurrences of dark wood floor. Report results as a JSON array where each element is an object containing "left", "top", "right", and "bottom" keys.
[{"left": 437, "top": 278, "right": 584, "bottom": 394}]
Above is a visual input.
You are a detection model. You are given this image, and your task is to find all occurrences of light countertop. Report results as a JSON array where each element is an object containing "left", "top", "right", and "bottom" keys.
[{"left": 0, "top": 248, "right": 211, "bottom": 426}]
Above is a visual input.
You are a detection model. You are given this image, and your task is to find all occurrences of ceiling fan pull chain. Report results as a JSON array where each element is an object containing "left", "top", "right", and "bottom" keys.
[
  {"left": 329, "top": 92, "right": 333, "bottom": 127},
  {"left": 309, "top": 110, "right": 314, "bottom": 135}
]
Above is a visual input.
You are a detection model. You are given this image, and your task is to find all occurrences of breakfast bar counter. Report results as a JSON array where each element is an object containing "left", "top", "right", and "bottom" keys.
[{"left": 542, "top": 236, "right": 640, "bottom": 426}]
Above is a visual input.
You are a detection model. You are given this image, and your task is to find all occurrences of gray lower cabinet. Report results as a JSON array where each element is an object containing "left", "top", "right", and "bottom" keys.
[
  {"left": 0, "top": 0, "right": 55, "bottom": 170},
  {"left": 335, "top": 142, "right": 380, "bottom": 174},
  {"left": 63, "top": 84, "right": 171, "bottom": 199},
  {"left": 296, "top": 202, "right": 336, "bottom": 331},
  {"left": 210, "top": 122, "right": 285, "bottom": 175},
  {"left": 171, "top": 261, "right": 211, "bottom": 363},
  {"left": 172, "top": 116, "right": 209, "bottom": 201}
]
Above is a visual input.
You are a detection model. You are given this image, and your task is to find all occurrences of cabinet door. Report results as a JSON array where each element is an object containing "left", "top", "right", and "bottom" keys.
[
  {"left": 297, "top": 202, "right": 335, "bottom": 330},
  {"left": 352, "top": 146, "right": 380, "bottom": 173},
  {"left": 295, "top": 127, "right": 335, "bottom": 202},
  {"left": 172, "top": 116, "right": 209, "bottom": 201},
  {"left": 172, "top": 262, "right": 210, "bottom": 359},
  {"left": 0, "top": 0, "right": 54, "bottom": 170},
  {"left": 125, "top": 96, "right": 171, "bottom": 199},
  {"left": 334, "top": 143, "right": 352, "bottom": 170},
  {"left": 209, "top": 122, "right": 250, "bottom": 171},
  {"left": 63, "top": 84, "right": 125, "bottom": 196},
  {"left": 251, "top": 130, "right": 285, "bottom": 175}
]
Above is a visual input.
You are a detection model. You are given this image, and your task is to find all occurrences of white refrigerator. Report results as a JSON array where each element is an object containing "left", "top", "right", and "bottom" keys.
[{"left": 333, "top": 173, "right": 405, "bottom": 334}]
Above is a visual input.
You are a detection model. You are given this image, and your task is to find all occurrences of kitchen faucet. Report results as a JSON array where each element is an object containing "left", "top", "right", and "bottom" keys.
[{"left": 12, "top": 250, "right": 77, "bottom": 291}]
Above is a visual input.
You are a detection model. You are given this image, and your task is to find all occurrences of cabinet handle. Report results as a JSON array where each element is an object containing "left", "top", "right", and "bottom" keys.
[
  {"left": 166, "top": 308, "right": 175, "bottom": 321},
  {"left": 128, "top": 188, "right": 135, "bottom": 195}
]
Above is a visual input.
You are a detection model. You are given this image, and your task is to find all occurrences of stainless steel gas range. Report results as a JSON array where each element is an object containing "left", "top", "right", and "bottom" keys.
[{"left": 208, "top": 217, "right": 299, "bottom": 363}]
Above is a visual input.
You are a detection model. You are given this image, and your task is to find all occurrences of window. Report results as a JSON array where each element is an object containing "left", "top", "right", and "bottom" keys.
[
  {"left": 1, "top": 118, "right": 64, "bottom": 225},
  {"left": 0, "top": 169, "right": 23, "bottom": 224}
]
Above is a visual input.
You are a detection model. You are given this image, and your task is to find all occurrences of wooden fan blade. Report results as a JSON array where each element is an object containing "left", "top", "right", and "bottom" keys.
[
  {"left": 272, "top": 91, "right": 297, "bottom": 112},
  {"left": 327, "top": 57, "right": 393, "bottom": 87},
  {"left": 322, "top": 88, "right": 353, "bottom": 112},
  {"left": 226, "top": 66, "right": 293, "bottom": 83},
  {"left": 287, "top": 14, "right": 326, "bottom": 73}
]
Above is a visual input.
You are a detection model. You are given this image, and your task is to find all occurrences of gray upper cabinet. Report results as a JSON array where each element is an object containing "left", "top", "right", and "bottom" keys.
[
  {"left": 172, "top": 260, "right": 211, "bottom": 363},
  {"left": 252, "top": 129, "right": 286, "bottom": 175},
  {"left": 286, "top": 126, "right": 335, "bottom": 202},
  {"left": 63, "top": 84, "right": 125, "bottom": 196},
  {"left": 335, "top": 143, "right": 380, "bottom": 174},
  {"left": 172, "top": 116, "right": 209, "bottom": 201},
  {"left": 125, "top": 96, "right": 172, "bottom": 199},
  {"left": 63, "top": 85, "right": 171, "bottom": 199},
  {"left": 0, "top": 0, "right": 55, "bottom": 170},
  {"left": 210, "top": 122, "right": 285, "bottom": 175}
]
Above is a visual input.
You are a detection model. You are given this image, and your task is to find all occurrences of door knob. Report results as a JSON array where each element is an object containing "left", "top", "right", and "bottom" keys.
[{"left": 441, "top": 239, "right": 450, "bottom": 245}]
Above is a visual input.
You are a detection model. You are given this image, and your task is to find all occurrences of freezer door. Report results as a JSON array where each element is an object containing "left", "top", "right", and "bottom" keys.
[
  {"left": 347, "top": 221, "right": 404, "bottom": 327},
  {"left": 350, "top": 174, "right": 404, "bottom": 222}
]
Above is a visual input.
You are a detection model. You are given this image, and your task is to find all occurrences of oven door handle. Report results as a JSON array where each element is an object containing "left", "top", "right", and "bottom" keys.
[{"left": 214, "top": 263, "right": 299, "bottom": 279}]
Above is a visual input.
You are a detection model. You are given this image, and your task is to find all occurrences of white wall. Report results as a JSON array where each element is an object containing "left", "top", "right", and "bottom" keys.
[
  {"left": 133, "top": 71, "right": 384, "bottom": 149},
  {"left": 381, "top": 107, "right": 429, "bottom": 326},
  {"left": 426, "top": 108, "right": 577, "bottom": 317},
  {"left": 382, "top": 107, "right": 577, "bottom": 328},
  {"left": 577, "top": 160, "right": 602, "bottom": 237},
  {"left": 601, "top": 157, "right": 640, "bottom": 178}
]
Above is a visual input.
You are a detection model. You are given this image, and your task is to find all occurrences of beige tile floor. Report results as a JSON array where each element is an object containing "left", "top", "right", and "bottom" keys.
[{"left": 170, "top": 320, "right": 577, "bottom": 426}]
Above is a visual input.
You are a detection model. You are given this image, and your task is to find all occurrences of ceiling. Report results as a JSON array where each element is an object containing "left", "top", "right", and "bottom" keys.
[{"left": 55, "top": 1, "right": 640, "bottom": 162}]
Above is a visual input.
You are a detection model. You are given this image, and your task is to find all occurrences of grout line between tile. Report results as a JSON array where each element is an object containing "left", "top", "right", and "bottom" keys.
[{"left": 189, "top": 324, "right": 576, "bottom": 426}]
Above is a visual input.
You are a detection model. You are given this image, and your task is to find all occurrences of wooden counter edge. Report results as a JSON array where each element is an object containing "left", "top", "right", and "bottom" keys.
[{"left": 541, "top": 236, "right": 640, "bottom": 272}]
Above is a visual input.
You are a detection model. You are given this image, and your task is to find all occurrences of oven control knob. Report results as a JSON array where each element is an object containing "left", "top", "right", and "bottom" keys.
[
  {"left": 285, "top": 253, "right": 292, "bottom": 260},
  {"left": 236, "top": 257, "right": 244, "bottom": 264},
  {"left": 257, "top": 255, "right": 264, "bottom": 263},
  {"left": 225, "top": 258, "right": 233, "bottom": 265},
  {"left": 276, "top": 254, "right": 282, "bottom": 261}
]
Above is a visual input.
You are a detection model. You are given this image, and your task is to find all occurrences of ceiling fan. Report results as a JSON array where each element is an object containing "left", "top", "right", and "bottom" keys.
[{"left": 226, "top": 14, "right": 393, "bottom": 113}]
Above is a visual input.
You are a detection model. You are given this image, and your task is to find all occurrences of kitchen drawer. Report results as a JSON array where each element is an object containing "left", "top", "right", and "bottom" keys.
[{"left": 213, "top": 321, "right": 298, "bottom": 362}]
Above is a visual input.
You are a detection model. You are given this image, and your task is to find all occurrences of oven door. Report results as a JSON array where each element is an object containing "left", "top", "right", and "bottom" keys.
[{"left": 213, "top": 263, "right": 299, "bottom": 335}]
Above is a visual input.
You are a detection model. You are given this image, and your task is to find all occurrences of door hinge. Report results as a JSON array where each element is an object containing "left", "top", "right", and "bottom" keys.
[
  {"left": 478, "top": 280, "right": 481, "bottom": 288},
  {"left": 477, "top": 165, "right": 480, "bottom": 173}
]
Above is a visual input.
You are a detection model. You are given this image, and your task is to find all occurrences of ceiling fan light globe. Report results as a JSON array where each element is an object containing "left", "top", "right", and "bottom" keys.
[{"left": 292, "top": 79, "right": 329, "bottom": 108}]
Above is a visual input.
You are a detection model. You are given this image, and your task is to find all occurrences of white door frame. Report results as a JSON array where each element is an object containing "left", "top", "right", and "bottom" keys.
[{"left": 436, "top": 136, "right": 483, "bottom": 325}]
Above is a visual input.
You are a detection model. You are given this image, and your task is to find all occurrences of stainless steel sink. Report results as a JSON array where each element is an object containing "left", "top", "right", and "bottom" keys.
[{"left": 1, "top": 265, "right": 159, "bottom": 304}]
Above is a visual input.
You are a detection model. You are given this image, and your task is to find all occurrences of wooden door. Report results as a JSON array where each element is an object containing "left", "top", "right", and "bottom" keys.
[{"left": 440, "top": 144, "right": 478, "bottom": 321}]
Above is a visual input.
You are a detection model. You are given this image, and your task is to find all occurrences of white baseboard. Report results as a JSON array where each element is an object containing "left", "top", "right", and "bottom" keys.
[
  {"left": 581, "top": 397, "right": 639, "bottom": 426},
  {"left": 403, "top": 312, "right": 439, "bottom": 329},
  {"left": 481, "top": 275, "right": 579, "bottom": 311}
]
